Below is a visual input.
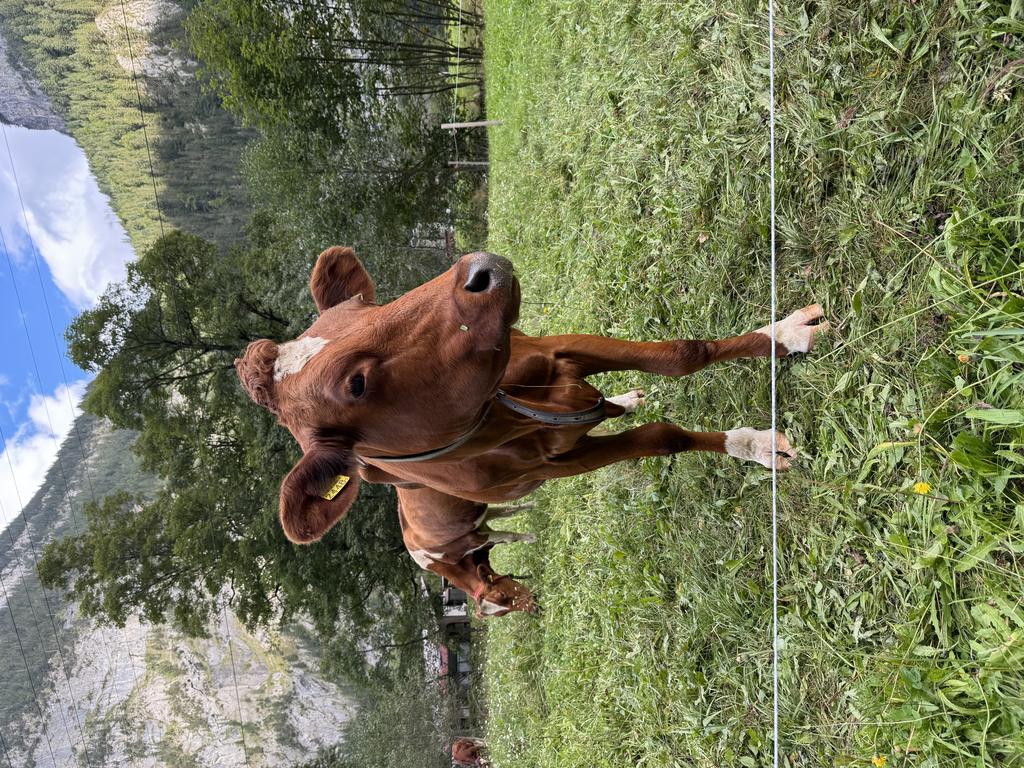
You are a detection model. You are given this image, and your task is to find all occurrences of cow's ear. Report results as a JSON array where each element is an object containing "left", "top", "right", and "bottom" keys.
[
  {"left": 278, "top": 444, "right": 361, "bottom": 544},
  {"left": 235, "top": 339, "right": 279, "bottom": 413},
  {"left": 310, "top": 246, "right": 376, "bottom": 312}
]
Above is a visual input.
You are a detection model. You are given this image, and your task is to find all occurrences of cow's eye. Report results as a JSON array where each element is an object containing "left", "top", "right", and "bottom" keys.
[{"left": 349, "top": 373, "right": 366, "bottom": 398}]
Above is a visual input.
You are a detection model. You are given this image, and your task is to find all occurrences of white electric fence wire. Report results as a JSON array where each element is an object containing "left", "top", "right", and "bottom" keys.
[{"left": 768, "top": 1, "right": 780, "bottom": 767}]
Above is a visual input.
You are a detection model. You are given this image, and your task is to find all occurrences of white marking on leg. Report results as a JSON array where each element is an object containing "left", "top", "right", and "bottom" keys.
[
  {"left": 409, "top": 549, "right": 444, "bottom": 570},
  {"left": 273, "top": 336, "right": 329, "bottom": 381},
  {"left": 755, "top": 304, "right": 829, "bottom": 354},
  {"left": 724, "top": 427, "right": 795, "bottom": 470},
  {"left": 607, "top": 389, "right": 646, "bottom": 414}
]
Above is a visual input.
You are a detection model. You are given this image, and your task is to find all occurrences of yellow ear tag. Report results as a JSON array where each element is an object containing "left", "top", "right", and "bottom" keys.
[{"left": 322, "top": 474, "right": 350, "bottom": 500}]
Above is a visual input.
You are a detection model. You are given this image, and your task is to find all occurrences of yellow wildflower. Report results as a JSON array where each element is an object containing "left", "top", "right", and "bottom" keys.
[
  {"left": 543, "top": 306, "right": 551, "bottom": 315},
  {"left": 957, "top": 353, "right": 970, "bottom": 363},
  {"left": 872, "top": 757, "right": 887, "bottom": 768},
  {"left": 912, "top": 481, "right": 932, "bottom": 495}
]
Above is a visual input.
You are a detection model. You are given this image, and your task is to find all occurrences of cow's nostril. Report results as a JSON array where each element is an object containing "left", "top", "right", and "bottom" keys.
[{"left": 463, "top": 267, "right": 492, "bottom": 293}]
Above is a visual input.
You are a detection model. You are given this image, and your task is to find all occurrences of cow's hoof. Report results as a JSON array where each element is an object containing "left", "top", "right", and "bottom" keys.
[
  {"left": 724, "top": 428, "right": 796, "bottom": 470},
  {"left": 756, "top": 304, "right": 830, "bottom": 355},
  {"left": 607, "top": 388, "right": 646, "bottom": 413}
]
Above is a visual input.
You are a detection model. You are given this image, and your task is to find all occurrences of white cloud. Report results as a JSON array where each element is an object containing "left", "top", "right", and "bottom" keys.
[
  {"left": 0, "top": 380, "right": 88, "bottom": 529},
  {"left": 1, "top": 123, "right": 133, "bottom": 309}
]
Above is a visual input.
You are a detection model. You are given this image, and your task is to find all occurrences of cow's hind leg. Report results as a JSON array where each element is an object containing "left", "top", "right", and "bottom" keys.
[{"left": 550, "top": 305, "right": 828, "bottom": 377}]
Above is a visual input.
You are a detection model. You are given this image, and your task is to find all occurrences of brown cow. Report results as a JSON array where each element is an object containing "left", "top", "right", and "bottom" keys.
[
  {"left": 235, "top": 247, "right": 828, "bottom": 615},
  {"left": 448, "top": 737, "right": 487, "bottom": 767}
]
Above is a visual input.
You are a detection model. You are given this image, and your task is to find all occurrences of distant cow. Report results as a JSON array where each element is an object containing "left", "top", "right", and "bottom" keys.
[
  {"left": 449, "top": 736, "right": 487, "bottom": 767},
  {"left": 235, "top": 248, "right": 827, "bottom": 616}
]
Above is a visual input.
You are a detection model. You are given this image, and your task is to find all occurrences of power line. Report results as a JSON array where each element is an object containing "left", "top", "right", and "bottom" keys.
[
  {"left": 3, "top": 119, "right": 146, "bottom": 761},
  {"left": 0, "top": 725, "right": 13, "bottom": 768},
  {"left": 0, "top": 224, "right": 91, "bottom": 767},
  {"left": 0, "top": 443, "right": 81, "bottom": 763},
  {"left": 116, "top": 0, "right": 164, "bottom": 237},
  {"left": 766, "top": 1, "right": 780, "bottom": 767},
  {"left": 2, "top": 124, "right": 136, "bottom": 748},
  {"left": 111, "top": 8, "right": 251, "bottom": 762},
  {"left": 0, "top": 561, "right": 60, "bottom": 767},
  {"left": 0, "top": 127, "right": 144, "bottom": 703},
  {"left": 222, "top": 603, "right": 250, "bottom": 765},
  {"left": 0, "top": 11, "right": 253, "bottom": 767}
]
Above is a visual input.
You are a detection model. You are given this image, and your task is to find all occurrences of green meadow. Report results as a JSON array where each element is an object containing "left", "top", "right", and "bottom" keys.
[{"left": 478, "top": 1, "right": 1024, "bottom": 766}]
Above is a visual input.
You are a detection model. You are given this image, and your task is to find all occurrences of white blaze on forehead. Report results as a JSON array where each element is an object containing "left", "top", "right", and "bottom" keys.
[{"left": 273, "top": 336, "right": 329, "bottom": 381}]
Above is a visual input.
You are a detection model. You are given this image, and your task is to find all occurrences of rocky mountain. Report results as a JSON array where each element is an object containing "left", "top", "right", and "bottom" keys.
[
  {"left": 0, "top": 413, "right": 357, "bottom": 767},
  {"left": 0, "top": 0, "right": 254, "bottom": 253},
  {"left": 0, "top": 28, "right": 63, "bottom": 131}
]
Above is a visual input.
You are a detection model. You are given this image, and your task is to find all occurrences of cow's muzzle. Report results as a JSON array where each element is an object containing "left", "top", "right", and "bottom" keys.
[{"left": 461, "top": 252, "right": 514, "bottom": 294}]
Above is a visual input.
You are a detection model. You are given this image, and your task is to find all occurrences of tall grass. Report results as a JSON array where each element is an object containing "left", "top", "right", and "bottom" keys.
[{"left": 479, "top": 1, "right": 1024, "bottom": 765}]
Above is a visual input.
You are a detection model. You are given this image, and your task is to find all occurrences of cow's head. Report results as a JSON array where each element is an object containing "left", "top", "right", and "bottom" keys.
[
  {"left": 472, "top": 562, "right": 538, "bottom": 618},
  {"left": 468, "top": 552, "right": 536, "bottom": 618},
  {"left": 235, "top": 246, "right": 520, "bottom": 544}
]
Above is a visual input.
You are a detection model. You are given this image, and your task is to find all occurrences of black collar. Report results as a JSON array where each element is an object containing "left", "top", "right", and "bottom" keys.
[{"left": 494, "top": 389, "right": 606, "bottom": 425}]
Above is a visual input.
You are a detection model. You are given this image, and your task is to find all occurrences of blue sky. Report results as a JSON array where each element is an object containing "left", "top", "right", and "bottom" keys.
[{"left": 0, "top": 122, "right": 135, "bottom": 527}]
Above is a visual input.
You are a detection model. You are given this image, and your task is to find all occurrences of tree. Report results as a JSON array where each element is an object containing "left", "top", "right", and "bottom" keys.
[
  {"left": 187, "top": 0, "right": 463, "bottom": 246},
  {"left": 187, "top": 0, "right": 482, "bottom": 134},
  {"left": 296, "top": 666, "right": 454, "bottom": 768},
  {"left": 240, "top": 126, "right": 452, "bottom": 296},
  {"left": 187, "top": 0, "right": 361, "bottom": 137}
]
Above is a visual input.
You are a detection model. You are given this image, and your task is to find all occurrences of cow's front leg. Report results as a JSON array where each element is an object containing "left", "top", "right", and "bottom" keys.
[
  {"left": 549, "top": 304, "right": 828, "bottom": 377},
  {"left": 755, "top": 304, "right": 830, "bottom": 355},
  {"left": 532, "top": 423, "right": 795, "bottom": 479}
]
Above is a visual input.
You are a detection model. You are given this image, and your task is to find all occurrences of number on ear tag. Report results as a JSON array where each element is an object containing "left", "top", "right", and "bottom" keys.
[{"left": 322, "top": 474, "right": 350, "bottom": 500}]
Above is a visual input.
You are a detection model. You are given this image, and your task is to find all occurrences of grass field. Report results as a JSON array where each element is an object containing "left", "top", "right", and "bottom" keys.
[{"left": 478, "top": 1, "right": 1024, "bottom": 766}]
